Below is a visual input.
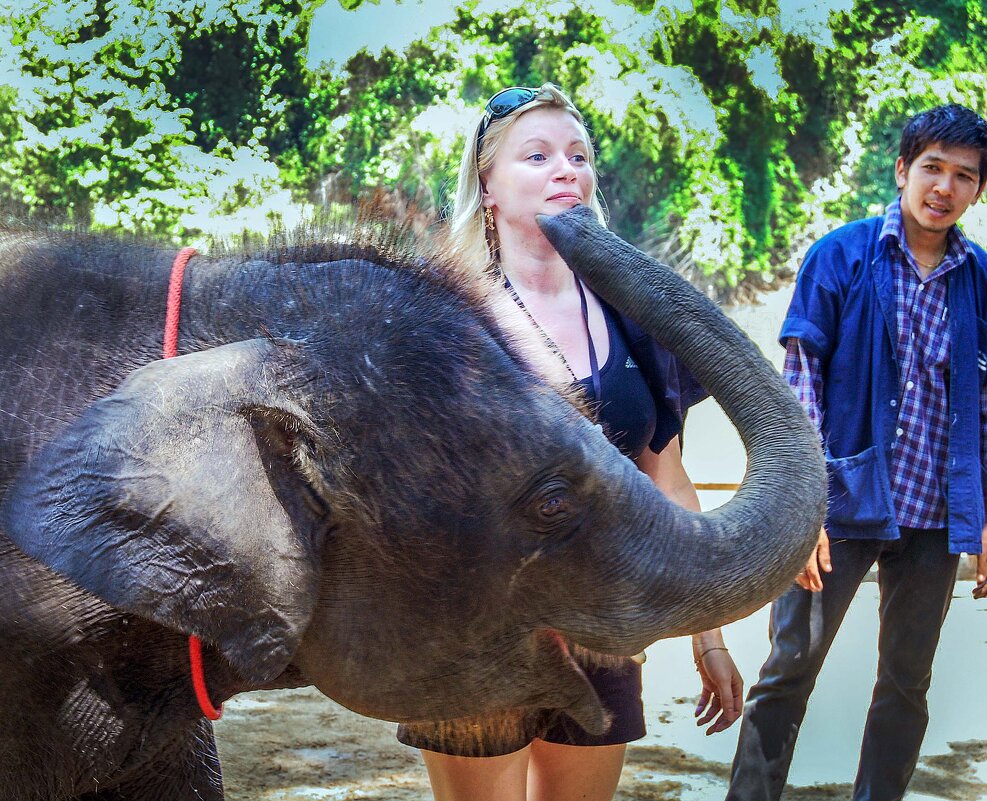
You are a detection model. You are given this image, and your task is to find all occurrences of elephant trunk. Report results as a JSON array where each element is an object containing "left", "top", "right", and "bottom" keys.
[{"left": 538, "top": 206, "right": 827, "bottom": 640}]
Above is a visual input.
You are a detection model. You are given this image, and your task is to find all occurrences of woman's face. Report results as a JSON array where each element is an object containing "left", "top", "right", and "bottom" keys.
[{"left": 481, "top": 107, "right": 595, "bottom": 236}]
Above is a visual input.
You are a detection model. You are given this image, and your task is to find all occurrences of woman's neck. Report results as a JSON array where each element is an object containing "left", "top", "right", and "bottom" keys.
[{"left": 497, "top": 230, "right": 574, "bottom": 296}]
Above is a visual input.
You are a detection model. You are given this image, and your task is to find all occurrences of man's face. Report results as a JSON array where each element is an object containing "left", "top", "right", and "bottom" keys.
[{"left": 896, "top": 143, "right": 985, "bottom": 235}]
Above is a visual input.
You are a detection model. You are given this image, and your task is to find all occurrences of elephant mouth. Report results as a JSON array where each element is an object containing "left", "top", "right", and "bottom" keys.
[
  {"left": 509, "top": 628, "right": 609, "bottom": 736},
  {"left": 396, "top": 629, "right": 609, "bottom": 757},
  {"left": 533, "top": 628, "right": 612, "bottom": 735}
]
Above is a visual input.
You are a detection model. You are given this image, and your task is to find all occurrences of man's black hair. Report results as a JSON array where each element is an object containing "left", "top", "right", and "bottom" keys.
[{"left": 899, "top": 103, "right": 987, "bottom": 186}]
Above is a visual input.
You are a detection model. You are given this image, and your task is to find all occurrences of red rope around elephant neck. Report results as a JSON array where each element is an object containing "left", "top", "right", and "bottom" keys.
[
  {"left": 162, "top": 246, "right": 223, "bottom": 722},
  {"left": 163, "top": 247, "right": 195, "bottom": 361}
]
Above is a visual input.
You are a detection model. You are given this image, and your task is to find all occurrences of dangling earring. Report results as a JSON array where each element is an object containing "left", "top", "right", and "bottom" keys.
[{"left": 484, "top": 208, "right": 495, "bottom": 232}]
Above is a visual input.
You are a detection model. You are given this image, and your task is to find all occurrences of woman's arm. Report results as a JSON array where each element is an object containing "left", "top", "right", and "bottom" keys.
[
  {"left": 636, "top": 437, "right": 699, "bottom": 511},
  {"left": 635, "top": 437, "right": 744, "bottom": 735}
]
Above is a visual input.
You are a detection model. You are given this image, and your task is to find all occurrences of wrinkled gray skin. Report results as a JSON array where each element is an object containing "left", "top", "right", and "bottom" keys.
[{"left": 0, "top": 206, "right": 825, "bottom": 800}]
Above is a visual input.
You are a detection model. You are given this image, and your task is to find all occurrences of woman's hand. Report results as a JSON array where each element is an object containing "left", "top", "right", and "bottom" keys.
[{"left": 692, "top": 631, "right": 743, "bottom": 735}]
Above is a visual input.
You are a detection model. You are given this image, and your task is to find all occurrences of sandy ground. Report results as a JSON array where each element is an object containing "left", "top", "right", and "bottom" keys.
[{"left": 215, "top": 583, "right": 987, "bottom": 801}]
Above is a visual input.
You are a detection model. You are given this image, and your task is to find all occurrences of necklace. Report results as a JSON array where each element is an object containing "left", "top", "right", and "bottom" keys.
[
  {"left": 914, "top": 244, "right": 948, "bottom": 271},
  {"left": 498, "top": 267, "right": 601, "bottom": 399},
  {"left": 501, "top": 269, "right": 576, "bottom": 379}
]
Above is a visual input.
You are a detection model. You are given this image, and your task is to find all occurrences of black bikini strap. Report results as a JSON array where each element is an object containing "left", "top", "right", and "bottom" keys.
[{"left": 576, "top": 278, "right": 601, "bottom": 402}]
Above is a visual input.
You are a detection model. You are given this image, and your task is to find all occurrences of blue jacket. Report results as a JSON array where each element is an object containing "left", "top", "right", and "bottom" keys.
[{"left": 780, "top": 216, "right": 987, "bottom": 554}]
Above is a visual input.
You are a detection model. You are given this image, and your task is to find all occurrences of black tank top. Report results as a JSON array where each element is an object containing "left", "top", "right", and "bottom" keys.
[{"left": 575, "top": 304, "right": 658, "bottom": 459}]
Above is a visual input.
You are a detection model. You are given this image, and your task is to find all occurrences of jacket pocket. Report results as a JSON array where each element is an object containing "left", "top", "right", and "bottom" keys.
[{"left": 826, "top": 446, "right": 894, "bottom": 527}]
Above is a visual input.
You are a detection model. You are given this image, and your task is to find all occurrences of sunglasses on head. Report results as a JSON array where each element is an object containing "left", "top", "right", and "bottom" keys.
[{"left": 475, "top": 86, "right": 539, "bottom": 163}]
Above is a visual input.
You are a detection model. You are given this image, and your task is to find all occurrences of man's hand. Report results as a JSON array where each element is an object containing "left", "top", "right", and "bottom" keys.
[
  {"left": 974, "top": 523, "right": 987, "bottom": 599},
  {"left": 795, "top": 527, "right": 831, "bottom": 592}
]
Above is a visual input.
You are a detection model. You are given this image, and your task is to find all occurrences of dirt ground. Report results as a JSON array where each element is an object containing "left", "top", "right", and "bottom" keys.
[
  {"left": 215, "top": 688, "right": 987, "bottom": 801},
  {"left": 216, "top": 688, "right": 429, "bottom": 801}
]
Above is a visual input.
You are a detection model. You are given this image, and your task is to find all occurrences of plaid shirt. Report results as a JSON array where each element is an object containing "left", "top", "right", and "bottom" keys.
[{"left": 784, "top": 197, "right": 983, "bottom": 529}]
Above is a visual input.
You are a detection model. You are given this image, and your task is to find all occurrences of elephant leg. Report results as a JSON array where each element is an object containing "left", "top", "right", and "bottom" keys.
[{"left": 76, "top": 719, "right": 223, "bottom": 801}]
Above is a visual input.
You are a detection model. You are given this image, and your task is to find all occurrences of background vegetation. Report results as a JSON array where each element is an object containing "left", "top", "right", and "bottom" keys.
[{"left": 0, "top": 0, "right": 984, "bottom": 297}]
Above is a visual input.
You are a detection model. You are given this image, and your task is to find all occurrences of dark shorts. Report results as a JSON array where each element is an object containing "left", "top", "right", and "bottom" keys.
[{"left": 396, "top": 658, "right": 646, "bottom": 755}]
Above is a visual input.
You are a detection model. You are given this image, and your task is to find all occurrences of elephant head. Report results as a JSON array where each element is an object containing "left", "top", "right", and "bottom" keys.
[{"left": 1, "top": 208, "right": 825, "bottom": 753}]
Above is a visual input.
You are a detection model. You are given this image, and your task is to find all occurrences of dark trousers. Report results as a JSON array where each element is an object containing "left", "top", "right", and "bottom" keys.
[{"left": 726, "top": 528, "right": 959, "bottom": 801}]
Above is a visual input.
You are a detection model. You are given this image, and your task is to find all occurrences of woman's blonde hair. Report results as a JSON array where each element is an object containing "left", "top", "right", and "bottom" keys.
[{"left": 448, "top": 83, "right": 607, "bottom": 272}]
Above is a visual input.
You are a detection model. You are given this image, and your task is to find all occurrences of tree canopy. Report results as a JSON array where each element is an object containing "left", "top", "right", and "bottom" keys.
[{"left": 1, "top": 0, "right": 984, "bottom": 296}]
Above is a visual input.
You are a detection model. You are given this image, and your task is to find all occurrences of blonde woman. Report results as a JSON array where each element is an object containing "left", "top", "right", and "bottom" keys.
[{"left": 398, "top": 84, "right": 742, "bottom": 801}]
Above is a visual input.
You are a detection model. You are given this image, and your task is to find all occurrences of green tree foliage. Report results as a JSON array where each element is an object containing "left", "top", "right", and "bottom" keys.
[
  {"left": 0, "top": 0, "right": 317, "bottom": 236},
  {"left": 0, "top": 0, "right": 983, "bottom": 292},
  {"left": 288, "top": 43, "right": 454, "bottom": 203}
]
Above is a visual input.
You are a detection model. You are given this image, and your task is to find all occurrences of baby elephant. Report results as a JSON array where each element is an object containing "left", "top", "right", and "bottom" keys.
[{"left": 0, "top": 206, "right": 824, "bottom": 799}]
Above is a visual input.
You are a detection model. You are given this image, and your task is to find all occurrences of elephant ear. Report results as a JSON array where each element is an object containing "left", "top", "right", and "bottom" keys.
[{"left": 1, "top": 338, "right": 325, "bottom": 684}]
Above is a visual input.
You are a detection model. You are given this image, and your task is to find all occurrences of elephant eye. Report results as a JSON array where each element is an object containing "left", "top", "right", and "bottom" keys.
[
  {"left": 522, "top": 477, "right": 578, "bottom": 533},
  {"left": 538, "top": 495, "right": 570, "bottom": 520}
]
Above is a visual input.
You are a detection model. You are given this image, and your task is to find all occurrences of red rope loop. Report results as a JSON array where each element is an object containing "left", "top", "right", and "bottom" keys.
[
  {"left": 163, "top": 246, "right": 196, "bottom": 359},
  {"left": 162, "top": 247, "right": 223, "bottom": 721},
  {"left": 188, "top": 635, "right": 224, "bottom": 720}
]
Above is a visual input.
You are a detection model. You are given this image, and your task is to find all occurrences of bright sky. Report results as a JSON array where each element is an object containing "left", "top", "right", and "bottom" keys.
[{"left": 306, "top": 0, "right": 461, "bottom": 71}]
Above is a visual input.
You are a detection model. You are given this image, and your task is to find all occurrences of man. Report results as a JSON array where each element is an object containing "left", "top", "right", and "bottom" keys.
[{"left": 726, "top": 103, "right": 987, "bottom": 801}]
